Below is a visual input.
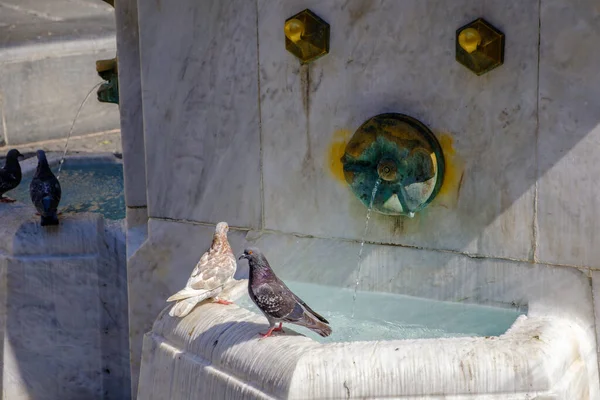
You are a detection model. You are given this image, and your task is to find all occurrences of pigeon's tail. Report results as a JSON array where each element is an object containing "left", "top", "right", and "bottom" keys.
[
  {"left": 40, "top": 197, "right": 59, "bottom": 226},
  {"left": 40, "top": 213, "right": 59, "bottom": 226},
  {"left": 169, "top": 297, "right": 203, "bottom": 318},
  {"left": 166, "top": 287, "right": 214, "bottom": 318},
  {"left": 166, "top": 287, "right": 210, "bottom": 302},
  {"left": 300, "top": 312, "right": 332, "bottom": 338}
]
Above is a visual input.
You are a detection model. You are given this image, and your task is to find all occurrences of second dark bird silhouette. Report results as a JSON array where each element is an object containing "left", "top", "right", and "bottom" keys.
[
  {"left": 30, "top": 150, "right": 61, "bottom": 226},
  {"left": 0, "top": 149, "right": 24, "bottom": 203},
  {"left": 239, "top": 247, "right": 332, "bottom": 338}
]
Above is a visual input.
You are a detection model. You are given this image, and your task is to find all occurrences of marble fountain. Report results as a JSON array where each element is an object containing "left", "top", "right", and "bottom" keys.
[
  {"left": 124, "top": 1, "right": 600, "bottom": 398},
  {"left": 2, "top": 0, "right": 600, "bottom": 399}
]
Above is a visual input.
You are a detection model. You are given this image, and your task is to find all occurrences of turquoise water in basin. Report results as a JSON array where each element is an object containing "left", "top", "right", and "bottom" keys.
[
  {"left": 8, "top": 162, "right": 125, "bottom": 220},
  {"left": 236, "top": 281, "right": 524, "bottom": 343}
]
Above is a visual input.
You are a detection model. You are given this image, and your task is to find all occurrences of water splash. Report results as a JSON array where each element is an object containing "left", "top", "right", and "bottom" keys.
[
  {"left": 351, "top": 179, "right": 381, "bottom": 318},
  {"left": 56, "top": 82, "right": 103, "bottom": 180}
]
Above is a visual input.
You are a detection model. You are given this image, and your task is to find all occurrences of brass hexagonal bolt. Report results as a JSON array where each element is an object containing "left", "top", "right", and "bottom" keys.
[
  {"left": 456, "top": 18, "right": 505, "bottom": 76},
  {"left": 284, "top": 9, "right": 330, "bottom": 65}
]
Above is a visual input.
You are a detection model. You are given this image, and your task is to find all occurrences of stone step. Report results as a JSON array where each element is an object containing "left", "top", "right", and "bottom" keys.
[{"left": 0, "top": 0, "right": 120, "bottom": 146}]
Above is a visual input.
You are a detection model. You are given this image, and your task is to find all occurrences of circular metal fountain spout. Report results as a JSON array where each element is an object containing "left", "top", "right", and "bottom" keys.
[{"left": 341, "top": 113, "right": 445, "bottom": 217}]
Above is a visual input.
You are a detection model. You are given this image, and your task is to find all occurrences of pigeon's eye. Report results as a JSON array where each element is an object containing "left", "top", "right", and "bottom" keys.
[{"left": 248, "top": 250, "right": 253, "bottom": 255}]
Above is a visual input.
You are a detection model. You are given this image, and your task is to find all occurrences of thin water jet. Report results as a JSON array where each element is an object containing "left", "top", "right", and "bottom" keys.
[
  {"left": 351, "top": 178, "right": 381, "bottom": 318},
  {"left": 57, "top": 82, "right": 103, "bottom": 180}
]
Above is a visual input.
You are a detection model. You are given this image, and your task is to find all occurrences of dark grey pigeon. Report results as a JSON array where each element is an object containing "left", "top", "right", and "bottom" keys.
[
  {"left": 30, "top": 150, "right": 61, "bottom": 226},
  {"left": 0, "top": 149, "right": 24, "bottom": 202},
  {"left": 239, "top": 247, "right": 332, "bottom": 338}
]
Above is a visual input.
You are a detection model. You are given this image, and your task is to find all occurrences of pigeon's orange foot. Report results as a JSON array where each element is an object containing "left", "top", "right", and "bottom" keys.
[
  {"left": 0, "top": 197, "right": 16, "bottom": 203},
  {"left": 35, "top": 212, "right": 41, "bottom": 216},
  {"left": 259, "top": 327, "right": 276, "bottom": 338},
  {"left": 259, "top": 323, "right": 283, "bottom": 338},
  {"left": 214, "top": 298, "right": 233, "bottom": 305}
]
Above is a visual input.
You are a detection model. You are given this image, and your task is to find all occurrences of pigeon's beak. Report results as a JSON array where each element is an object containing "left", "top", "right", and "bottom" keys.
[
  {"left": 17, "top": 153, "right": 24, "bottom": 161},
  {"left": 238, "top": 254, "right": 248, "bottom": 260}
]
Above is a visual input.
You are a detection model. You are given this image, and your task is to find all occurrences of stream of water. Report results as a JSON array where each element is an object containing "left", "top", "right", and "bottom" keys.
[
  {"left": 351, "top": 179, "right": 381, "bottom": 318},
  {"left": 56, "top": 82, "right": 103, "bottom": 180}
]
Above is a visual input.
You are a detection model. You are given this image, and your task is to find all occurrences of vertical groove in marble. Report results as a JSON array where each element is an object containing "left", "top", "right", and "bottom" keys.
[
  {"left": 531, "top": 0, "right": 543, "bottom": 263},
  {"left": 255, "top": 0, "right": 265, "bottom": 231},
  {"left": 138, "top": 1, "right": 261, "bottom": 228},
  {"left": 115, "top": 0, "right": 147, "bottom": 208},
  {"left": 536, "top": 0, "right": 600, "bottom": 268}
]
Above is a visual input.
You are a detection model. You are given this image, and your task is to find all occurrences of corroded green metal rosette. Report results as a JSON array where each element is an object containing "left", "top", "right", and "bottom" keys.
[{"left": 341, "top": 113, "right": 445, "bottom": 217}]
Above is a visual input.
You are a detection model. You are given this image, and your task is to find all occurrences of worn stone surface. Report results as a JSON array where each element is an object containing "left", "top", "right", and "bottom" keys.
[
  {"left": 536, "top": 0, "right": 600, "bottom": 268},
  {"left": 0, "top": 202, "right": 130, "bottom": 399},
  {"left": 137, "top": 0, "right": 261, "bottom": 228},
  {"left": 139, "top": 315, "right": 594, "bottom": 399}
]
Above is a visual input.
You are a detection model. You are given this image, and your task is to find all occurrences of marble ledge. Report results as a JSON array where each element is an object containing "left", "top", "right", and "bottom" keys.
[{"left": 145, "top": 216, "right": 594, "bottom": 271}]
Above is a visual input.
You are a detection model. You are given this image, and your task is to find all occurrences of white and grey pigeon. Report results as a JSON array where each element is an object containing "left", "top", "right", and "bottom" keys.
[
  {"left": 166, "top": 222, "right": 237, "bottom": 317},
  {"left": 239, "top": 247, "right": 332, "bottom": 338},
  {"left": 0, "top": 149, "right": 24, "bottom": 202},
  {"left": 30, "top": 150, "right": 61, "bottom": 226}
]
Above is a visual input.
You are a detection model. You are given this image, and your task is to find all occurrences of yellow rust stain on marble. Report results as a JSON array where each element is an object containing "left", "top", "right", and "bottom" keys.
[
  {"left": 433, "top": 133, "right": 465, "bottom": 208},
  {"left": 327, "top": 129, "right": 352, "bottom": 183}
]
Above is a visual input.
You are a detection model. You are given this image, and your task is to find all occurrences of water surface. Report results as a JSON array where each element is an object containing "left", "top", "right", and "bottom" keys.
[
  {"left": 9, "top": 162, "right": 125, "bottom": 220},
  {"left": 236, "top": 281, "right": 523, "bottom": 343}
]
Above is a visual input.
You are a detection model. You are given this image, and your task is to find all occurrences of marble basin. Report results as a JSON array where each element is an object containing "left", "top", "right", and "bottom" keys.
[{"left": 137, "top": 280, "right": 597, "bottom": 400}]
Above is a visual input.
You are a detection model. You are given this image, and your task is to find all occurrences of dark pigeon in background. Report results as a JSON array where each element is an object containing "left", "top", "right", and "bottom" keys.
[
  {"left": 239, "top": 247, "right": 332, "bottom": 338},
  {"left": 0, "top": 149, "right": 24, "bottom": 202},
  {"left": 30, "top": 150, "right": 61, "bottom": 226}
]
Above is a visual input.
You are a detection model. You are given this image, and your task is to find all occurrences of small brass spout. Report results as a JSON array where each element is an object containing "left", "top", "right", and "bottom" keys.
[
  {"left": 458, "top": 28, "right": 481, "bottom": 54},
  {"left": 284, "top": 19, "right": 305, "bottom": 43},
  {"left": 377, "top": 159, "right": 398, "bottom": 182},
  {"left": 96, "top": 57, "right": 119, "bottom": 104}
]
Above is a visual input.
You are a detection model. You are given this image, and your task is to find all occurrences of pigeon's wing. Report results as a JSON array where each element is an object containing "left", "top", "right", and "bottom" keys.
[
  {"left": 186, "top": 250, "right": 235, "bottom": 291},
  {"left": 289, "top": 291, "right": 329, "bottom": 324},
  {"left": 266, "top": 275, "right": 329, "bottom": 324},
  {"left": 30, "top": 177, "right": 61, "bottom": 211},
  {"left": 252, "top": 281, "right": 297, "bottom": 320},
  {"left": 50, "top": 176, "right": 62, "bottom": 205},
  {"left": 0, "top": 169, "right": 17, "bottom": 194},
  {"left": 29, "top": 178, "right": 45, "bottom": 207}
]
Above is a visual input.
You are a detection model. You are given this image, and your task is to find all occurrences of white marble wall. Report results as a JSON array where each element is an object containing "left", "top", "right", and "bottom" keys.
[
  {"left": 137, "top": 1, "right": 261, "bottom": 229},
  {"left": 127, "top": 0, "right": 600, "bottom": 394}
]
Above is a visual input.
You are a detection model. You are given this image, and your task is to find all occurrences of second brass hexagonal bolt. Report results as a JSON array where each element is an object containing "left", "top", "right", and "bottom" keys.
[
  {"left": 456, "top": 18, "right": 505, "bottom": 76},
  {"left": 284, "top": 9, "right": 330, "bottom": 65}
]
